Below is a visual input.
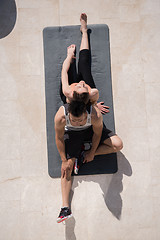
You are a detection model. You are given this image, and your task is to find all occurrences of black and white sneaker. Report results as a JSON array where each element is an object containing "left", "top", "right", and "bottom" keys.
[{"left": 57, "top": 207, "right": 72, "bottom": 223}]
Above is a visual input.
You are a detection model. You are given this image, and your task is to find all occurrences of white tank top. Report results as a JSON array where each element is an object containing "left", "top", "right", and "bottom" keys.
[{"left": 63, "top": 104, "right": 92, "bottom": 131}]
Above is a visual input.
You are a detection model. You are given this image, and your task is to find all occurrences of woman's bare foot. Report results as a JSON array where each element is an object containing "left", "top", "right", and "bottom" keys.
[
  {"left": 67, "top": 44, "right": 76, "bottom": 60},
  {"left": 80, "top": 13, "right": 87, "bottom": 33}
]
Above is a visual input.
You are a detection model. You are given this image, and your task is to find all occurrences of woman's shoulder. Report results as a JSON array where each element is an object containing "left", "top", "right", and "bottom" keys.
[
  {"left": 54, "top": 106, "right": 66, "bottom": 125},
  {"left": 90, "top": 88, "right": 99, "bottom": 96},
  {"left": 89, "top": 88, "right": 99, "bottom": 103}
]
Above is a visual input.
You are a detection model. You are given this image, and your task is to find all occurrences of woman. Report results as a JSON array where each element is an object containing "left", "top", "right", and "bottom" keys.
[{"left": 60, "top": 13, "right": 109, "bottom": 114}]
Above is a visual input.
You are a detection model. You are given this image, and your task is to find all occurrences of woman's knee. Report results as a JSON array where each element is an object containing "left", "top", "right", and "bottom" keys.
[
  {"left": 113, "top": 136, "right": 123, "bottom": 152},
  {"left": 61, "top": 168, "right": 72, "bottom": 181},
  {"left": 79, "top": 49, "right": 90, "bottom": 64},
  {"left": 67, "top": 159, "right": 75, "bottom": 179}
]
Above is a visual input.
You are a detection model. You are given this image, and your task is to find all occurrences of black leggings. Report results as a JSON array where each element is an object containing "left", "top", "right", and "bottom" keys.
[{"left": 60, "top": 49, "right": 96, "bottom": 103}]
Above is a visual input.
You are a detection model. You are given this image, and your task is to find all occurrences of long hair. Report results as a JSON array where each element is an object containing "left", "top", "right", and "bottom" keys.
[{"left": 72, "top": 91, "right": 89, "bottom": 104}]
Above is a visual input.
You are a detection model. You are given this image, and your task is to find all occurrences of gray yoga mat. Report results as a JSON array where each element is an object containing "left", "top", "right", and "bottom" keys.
[{"left": 43, "top": 24, "right": 117, "bottom": 178}]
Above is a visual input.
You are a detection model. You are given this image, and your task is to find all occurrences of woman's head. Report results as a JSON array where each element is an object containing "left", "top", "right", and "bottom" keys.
[
  {"left": 73, "top": 80, "right": 88, "bottom": 94},
  {"left": 68, "top": 100, "right": 86, "bottom": 118},
  {"left": 72, "top": 91, "right": 89, "bottom": 104}
]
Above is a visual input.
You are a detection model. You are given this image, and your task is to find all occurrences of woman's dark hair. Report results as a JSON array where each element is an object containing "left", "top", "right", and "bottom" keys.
[
  {"left": 68, "top": 100, "right": 86, "bottom": 117},
  {"left": 73, "top": 91, "right": 89, "bottom": 104}
]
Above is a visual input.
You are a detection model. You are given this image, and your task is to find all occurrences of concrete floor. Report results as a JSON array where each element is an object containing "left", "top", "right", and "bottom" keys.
[{"left": 0, "top": 0, "right": 160, "bottom": 239}]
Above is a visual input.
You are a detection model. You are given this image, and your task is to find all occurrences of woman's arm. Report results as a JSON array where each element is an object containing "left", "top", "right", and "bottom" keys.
[
  {"left": 83, "top": 106, "right": 103, "bottom": 163},
  {"left": 61, "top": 55, "right": 73, "bottom": 98},
  {"left": 61, "top": 45, "right": 76, "bottom": 98},
  {"left": 54, "top": 108, "right": 67, "bottom": 162}
]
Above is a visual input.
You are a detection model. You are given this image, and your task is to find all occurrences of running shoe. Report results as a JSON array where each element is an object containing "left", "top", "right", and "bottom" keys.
[{"left": 57, "top": 207, "right": 72, "bottom": 223}]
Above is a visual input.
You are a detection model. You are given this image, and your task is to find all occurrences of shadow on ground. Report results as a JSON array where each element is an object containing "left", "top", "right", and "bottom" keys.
[
  {"left": 65, "top": 152, "right": 132, "bottom": 239},
  {"left": 0, "top": 0, "right": 17, "bottom": 39},
  {"left": 65, "top": 217, "right": 76, "bottom": 240}
]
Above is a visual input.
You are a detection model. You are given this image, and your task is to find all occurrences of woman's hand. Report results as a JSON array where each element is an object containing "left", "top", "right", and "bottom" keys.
[
  {"left": 61, "top": 159, "right": 73, "bottom": 179},
  {"left": 83, "top": 150, "right": 95, "bottom": 163},
  {"left": 96, "top": 102, "right": 110, "bottom": 115}
]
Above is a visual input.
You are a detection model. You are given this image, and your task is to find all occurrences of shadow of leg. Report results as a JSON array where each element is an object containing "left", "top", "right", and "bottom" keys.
[
  {"left": 103, "top": 152, "right": 132, "bottom": 219},
  {"left": 69, "top": 152, "right": 132, "bottom": 222},
  {"left": 104, "top": 172, "right": 123, "bottom": 220}
]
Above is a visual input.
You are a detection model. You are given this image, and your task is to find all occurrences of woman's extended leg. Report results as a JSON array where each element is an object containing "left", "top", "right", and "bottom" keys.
[
  {"left": 61, "top": 158, "right": 75, "bottom": 207},
  {"left": 78, "top": 13, "right": 96, "bottom": 88},
  {"left": 80, "top": 13, "right": 89, "bottom": 51},
  {"left": 57, "top": 158, "right": 75, "bottom": 223}
]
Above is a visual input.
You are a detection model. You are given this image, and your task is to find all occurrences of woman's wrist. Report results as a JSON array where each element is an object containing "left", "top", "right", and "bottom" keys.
[
  {"left": 66, "top": 54, "right": 73, "bottom": 61},
  {"left": 62, "top": 56, "right": 72, "bottom": 71}
]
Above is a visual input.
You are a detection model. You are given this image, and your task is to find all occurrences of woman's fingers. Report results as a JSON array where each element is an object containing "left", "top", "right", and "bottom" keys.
[
  {"left": 103, "top": 109, "right": 109, "bottom": 113},
  {"left": 103, "top": 105, "right": 109, "bottom": 109},
  {"left": 101, "top": 107, "right": 110, "bottom": 114},
  {"left": 103, "top": 107, "right": 110, "bottom": 111},
  {"left": 99, "top": 101, "right": 104, "bottom": 105}
]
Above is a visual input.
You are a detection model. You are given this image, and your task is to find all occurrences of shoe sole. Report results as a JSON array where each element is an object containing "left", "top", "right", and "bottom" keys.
[{"left": 57, "top": 214, "right": 73, "bottom": 223}]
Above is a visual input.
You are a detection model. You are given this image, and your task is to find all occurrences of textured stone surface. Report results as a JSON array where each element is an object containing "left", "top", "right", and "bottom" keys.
[{"left": 0, "top": 0, "right": 159, "bottom": 239}]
